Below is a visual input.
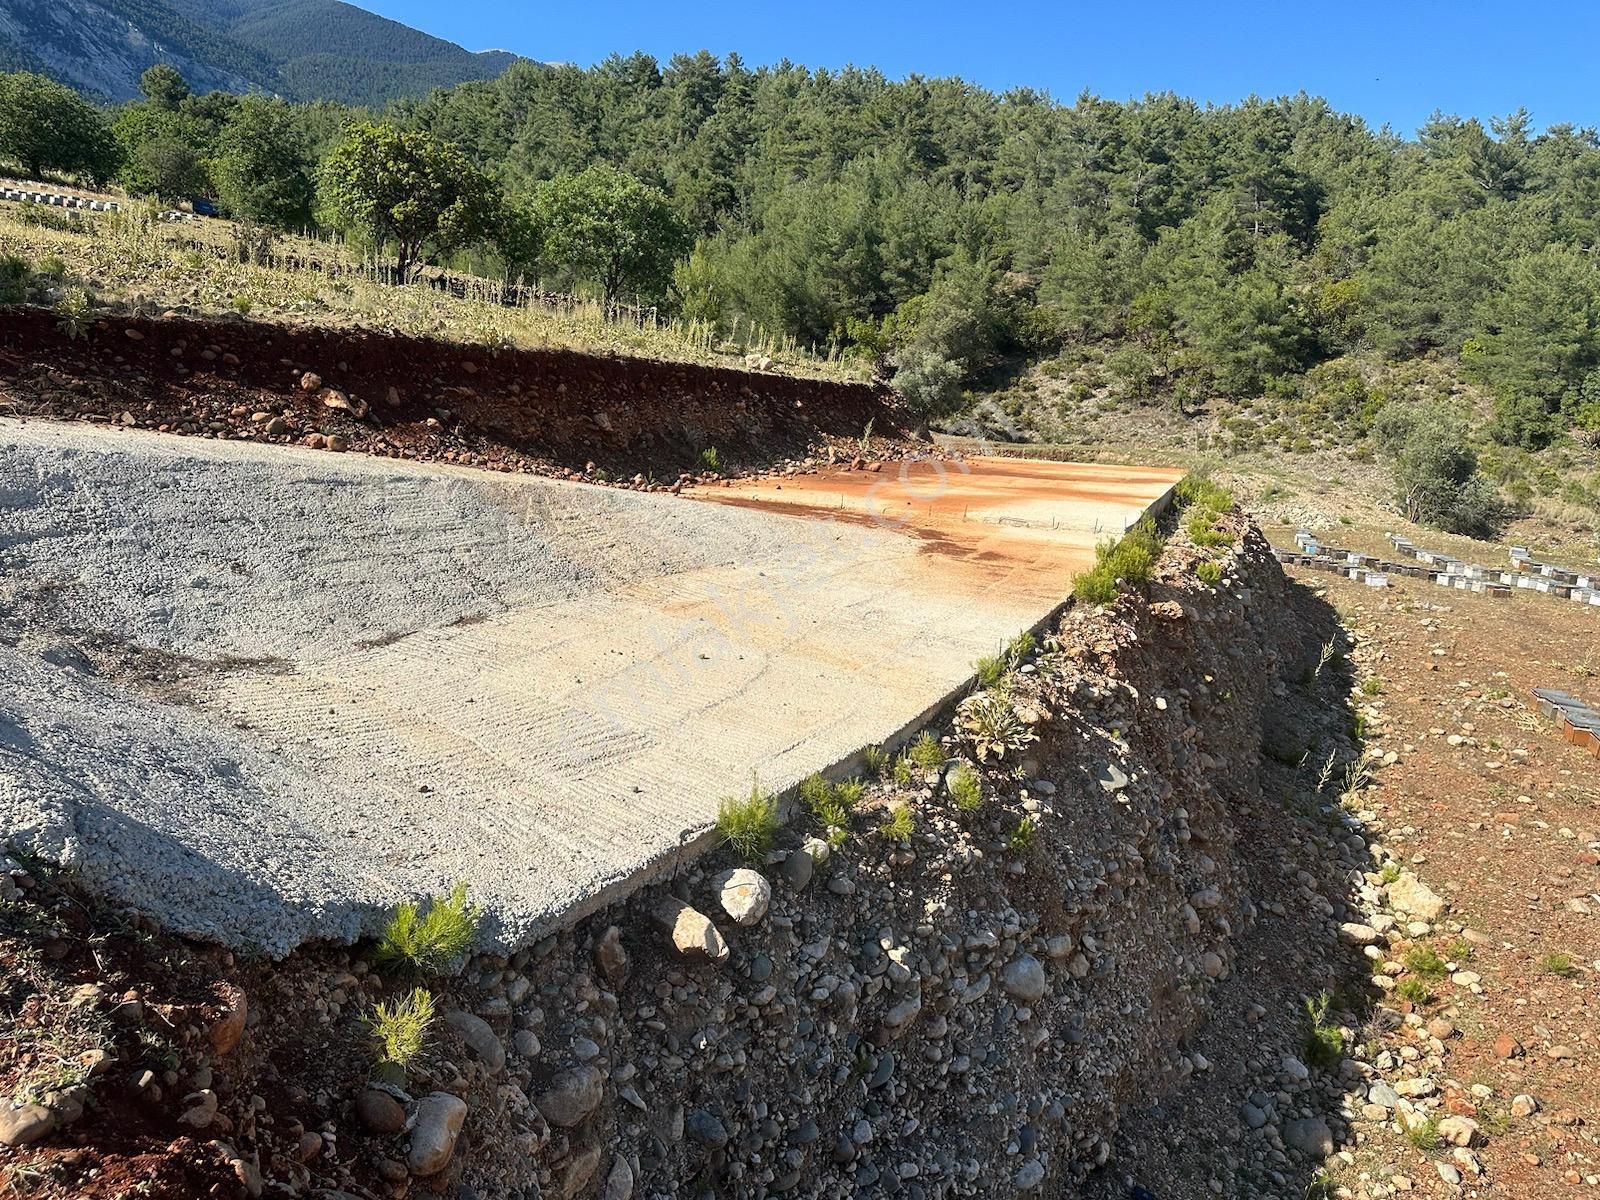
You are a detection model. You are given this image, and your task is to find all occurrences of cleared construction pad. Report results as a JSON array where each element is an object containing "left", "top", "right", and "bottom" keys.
[{"left": 0, "top": 419, "right": 1180, "bottom": 953}]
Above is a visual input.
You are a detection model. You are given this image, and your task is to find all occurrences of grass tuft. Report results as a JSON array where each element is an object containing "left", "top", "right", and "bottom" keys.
[
  {"left": 376, "top": 883, "right": 480, "bottom": 975},
  {"left": 862, "top": 744, "right": 889, "bottom": 779},
  {"left": 1196, "top": 560, "right": 1223, "bottom": 584},
  {"left": 879, "top": 804, "right": 914, "bottom": 842},
  {"left": 1394, "top": 977, "right": 1431, "bottom": 1006},
  {"left": 717, "top": 782, "right": 778, "bottom": 862},
  {"left": 1008, "top": 815, "right": 1035, "bottom": 853},
  {"left": 892, "top": 753, "right": 914, "bottom": 786},
  {"left": 947, "top": 764, "right": 982, "bottom": 812},
  {"left": 1540, "top": 950, "right": 1576, "bottom": 977},
  {"left": 1303, "top": 992, "right": 1345, "bottom": 1070},
  {"left": 366, "top": 986, "right": 435, "bottom": 1074},
  {"left": 1403, "top": 945, "right": 1447, "bottom": 981}
]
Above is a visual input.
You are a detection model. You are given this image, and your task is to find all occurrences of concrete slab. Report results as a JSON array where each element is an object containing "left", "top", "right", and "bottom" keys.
[{"left": 0, "top": 419, "right": 1179, "bottom": 953}]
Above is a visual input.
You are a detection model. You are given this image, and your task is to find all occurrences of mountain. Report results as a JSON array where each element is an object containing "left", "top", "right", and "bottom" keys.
[{"left": 0, "top": 0, "right": 520, "bottom": 105}]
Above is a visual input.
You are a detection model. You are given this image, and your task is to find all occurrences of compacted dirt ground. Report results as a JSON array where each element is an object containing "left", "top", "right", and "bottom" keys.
[{"left": 1082, "top": 525, "right": 1599, "bottom": 1200}]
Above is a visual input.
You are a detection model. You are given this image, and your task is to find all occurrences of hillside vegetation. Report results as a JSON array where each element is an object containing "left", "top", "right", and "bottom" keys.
[
  {"left": 4, "top": 52, "right": 1600, "bottom": 542},
  {"left": 0, "top": 0, "right": 518, "bottom": 104}
]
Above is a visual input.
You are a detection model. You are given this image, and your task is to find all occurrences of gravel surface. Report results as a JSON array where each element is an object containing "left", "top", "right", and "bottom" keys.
[{"left": 1, "top": 420, "right": 1175, "bottom": 955}]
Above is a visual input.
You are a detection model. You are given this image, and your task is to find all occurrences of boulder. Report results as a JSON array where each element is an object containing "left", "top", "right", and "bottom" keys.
[
  {"left": 537, "top": 1065, "right": 604, "bottom": 1128},
  {"left": 1387, "top": 873, "right": 1448, "bottom": 920}
]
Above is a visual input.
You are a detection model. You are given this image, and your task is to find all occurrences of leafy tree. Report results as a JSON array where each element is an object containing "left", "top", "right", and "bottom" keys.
[
  {"left": 211, "top": 97, "right": 315, "bottom": 228},
  {"left": 534, "top": 165, "right": 689, "bottom": 304},
  {"left": 317, "top": 123, "right": 500, "bottom": 280},
  {"left": 1374, "top": 403, "right": 1502, "bottom": 535},
  {"left": 0, "top": 71, "right": 118, "bottom": 183}
]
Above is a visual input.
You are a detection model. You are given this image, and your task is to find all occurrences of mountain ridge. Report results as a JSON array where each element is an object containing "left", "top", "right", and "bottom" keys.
[{"left": 0, "top": 0, "right": 520, "bottom": 105}]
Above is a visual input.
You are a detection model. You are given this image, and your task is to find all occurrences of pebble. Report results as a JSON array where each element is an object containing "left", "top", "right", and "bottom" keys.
[
  {"left": 0, "top": 1102, "right": 56, "bottom": 1146},
  {"left": 1001, "top": 955, "right": 1047, "bottom": 1002},
  {"left": 715, "top": 867, "right": 772, "bottom": 926},
  {"left": 537, "top": 1065, "right": 604, "bottom": 1128},
  {"left": 356, "top": 1089, "right": 406, "bottom": 1135},
  {"left": 407, "top": 1092, "right": 468, "bottom": 1176}
]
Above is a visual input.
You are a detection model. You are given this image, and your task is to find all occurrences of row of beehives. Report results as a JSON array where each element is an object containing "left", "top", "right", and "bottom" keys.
[
  {"left": 1, "top": 186, "right": 119, "bottom": 212},
  {"left": 1388, "top": 533, "right": 1600, "bottom": 607},
  {"left": 1532, "top": 688, "right": 1600, "bottom": 759}
]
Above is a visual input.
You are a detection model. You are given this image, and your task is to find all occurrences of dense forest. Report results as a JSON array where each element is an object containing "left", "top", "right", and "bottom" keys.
[{"left": 5, "top": 53, "right": 1600, "bottom": 474}]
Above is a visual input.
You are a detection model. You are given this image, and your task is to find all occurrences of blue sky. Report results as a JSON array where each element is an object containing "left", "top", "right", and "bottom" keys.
[{"left": 363, "top": 0, "right": 1593, "bottom": 137}]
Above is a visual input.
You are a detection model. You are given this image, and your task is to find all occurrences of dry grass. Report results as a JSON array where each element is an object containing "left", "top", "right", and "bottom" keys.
[{"left": 0, "top": 205, "right": 866, "bottom": 382}]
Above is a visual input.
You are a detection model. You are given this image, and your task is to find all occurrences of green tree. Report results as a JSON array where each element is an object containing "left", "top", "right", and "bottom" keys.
[
  {"left": 0, "top": 71, "right": 118, "bottom": 183},
  {"left": 317, "top": 123, "right": 501, "bottom": 281},
  {"left": 211, "top": 96, "right": 314, "bottom": 228},
  {"left": 1469, "top": 243, "right": 1600, "bottom": 448},
  {"left": 140, "top": 64, "right": 192, "bottom": 111},
  {"left": 1374, "top": 403, "right": 1502, "bottom": 535},
  {"left": 535, "top": 164, "right": 689, "bottom": 304}
]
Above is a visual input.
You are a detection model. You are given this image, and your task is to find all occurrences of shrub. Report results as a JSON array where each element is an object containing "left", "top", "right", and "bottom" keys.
[
  {"left": 1175, "top": 473, "right": 1233, "bottom": 512},
  {"left": 891, "top": 346, "right": 964, "bottom": 416},
  {"left": 0, "top": 255, "right": 30, "bottom": 305},
  {"left": 366, "top": 986, "right": 435, "bottom": 1073},
  {"left": 1074, "top": 516, "right": 1163, "bottom": 603},
  {"left": 717, "top": 782, "right": 778, "bottom": 862},
  {"left": 700, "top": 446, "right": 721, "bottom": 472},
  {"left": 879, "top": 804, "right": 914, "bottom": 841},
  {"left": 947, "top": 764, "right": 982, "bottom": 812},
  {"left": 376, "top": 884, "right": 480, "bottom": 975},
  {"left": 1303, "top": 992, "right": 1345, "bottom": 1069},
  {"left": 909, "top": 732, "right": 945, "bottom": 771}
]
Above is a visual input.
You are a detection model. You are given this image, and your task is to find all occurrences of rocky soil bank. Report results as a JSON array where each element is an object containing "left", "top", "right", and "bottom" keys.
[
  {"left": 0, "top": 506, "right": 1330, "bottom": 1199},
  {"left": 0, "top": 306, "right": 898, "bottom": 483}
]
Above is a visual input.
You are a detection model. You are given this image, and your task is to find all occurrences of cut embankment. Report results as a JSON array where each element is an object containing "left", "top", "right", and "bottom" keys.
[
  {"left": 0, "top": 419, "right": 1177, "bottom": 955},
  {"left": 0, "top": 305, "right": 893, "bottom": 478}
]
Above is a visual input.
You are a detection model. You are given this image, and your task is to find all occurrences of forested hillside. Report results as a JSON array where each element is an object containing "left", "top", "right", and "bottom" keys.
[
  {"left": 391, "top": 58, "right": 1599, "bottom": 450},
  {"left": 0, "top": 0, "right": 517, "bottom": 103},
  {"left": 4, "top": 51, "right": 1600, "bottom": 535}
]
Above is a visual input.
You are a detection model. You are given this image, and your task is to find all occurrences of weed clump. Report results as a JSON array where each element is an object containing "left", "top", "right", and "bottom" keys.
[
  {"left": 1072, "top": 516, "right": 1162, "bottom": 604},
  {"left": 700, "top": 446, "right": 721, "bottom": 471},
  {"left": 717, "top": 782, "right": 778, "bottom": 862},
  {"left": 974, "top": 651, "right": 1006, "bottom": 688},
  {"left": 1394, "top": 977, "right": 1431, "bottom": 1006},
  {"left": 1008, "top": 815, "right": 1035, "bottom": 853},
  {"left": 376, "top": 883, "right": 480, "bottom": 975},
  {"left": 879, "top": 804, "right": 914, "bottom": 842},
  {"left": 909, "top": 732, "right": 945, "bottom": 771},
  {"left": 1403, "top": 945, "right": 1447, "bottom": 980},
  {"left": 1196, "top": 560, "right": 1223, "bottom": 584}
]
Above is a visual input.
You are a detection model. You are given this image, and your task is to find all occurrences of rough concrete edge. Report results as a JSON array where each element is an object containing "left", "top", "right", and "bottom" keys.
[{"left": 504, "top": 484, "right": 1189, "bottom": 953}]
